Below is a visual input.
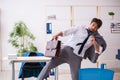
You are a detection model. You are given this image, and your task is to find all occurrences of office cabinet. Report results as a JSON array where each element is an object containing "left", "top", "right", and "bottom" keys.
[
  {"left": 45, "top": 6, "right": 71, "bottom": 34},
  {"left": 73, "top": 6, "right": 97, "bottom": 26},
  {"left": 100, "top": 6, "right": 120, "bottom": 20}
]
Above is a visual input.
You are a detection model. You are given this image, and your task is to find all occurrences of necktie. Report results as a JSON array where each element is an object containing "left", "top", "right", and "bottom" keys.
[{"left": 76, "top": 29, "right": 92, "bottom": 55}]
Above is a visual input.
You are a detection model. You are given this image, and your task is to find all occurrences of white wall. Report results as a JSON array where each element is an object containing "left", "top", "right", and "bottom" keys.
[
  {"left": 1, "top": 0, "right": 120, "bottom": 71},
  {"left": 0, "top": 6, "right": 2, "bottom": 70},
  {"left": 1, "top": 0, "right": 47, "bottom": 70}
]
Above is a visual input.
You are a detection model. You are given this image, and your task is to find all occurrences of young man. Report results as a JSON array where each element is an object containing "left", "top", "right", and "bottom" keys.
[{"left": 37, "top": 18, "right": 107, "bottom": 80}]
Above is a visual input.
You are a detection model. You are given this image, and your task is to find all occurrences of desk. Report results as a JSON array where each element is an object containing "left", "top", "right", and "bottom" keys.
[{"left": 9, "top": 56, "right": 58, "bottom": 80}]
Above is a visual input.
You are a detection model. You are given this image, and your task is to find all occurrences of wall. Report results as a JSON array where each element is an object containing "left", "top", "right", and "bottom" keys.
[
  {"left": 98, "top": 5, "right": 120, "bottom": 70},
  {"left": 0, "top": 1, "right": 1, "bottom": 71},
  {"left": 0, "top": 0, "right": 120, "bottom": 71}
]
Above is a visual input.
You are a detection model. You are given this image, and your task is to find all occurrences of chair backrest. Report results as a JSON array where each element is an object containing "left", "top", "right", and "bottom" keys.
[
  {"left": 78, "top": 68, "right": 114, "bottom": 80},
  {"left": 18, "top": 52, "right": 46, "bottom": 78}
]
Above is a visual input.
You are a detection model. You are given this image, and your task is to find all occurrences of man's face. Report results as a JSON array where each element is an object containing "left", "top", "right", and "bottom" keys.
[{"left": 89, "top": 22, "right": 99, "bottom": 32}]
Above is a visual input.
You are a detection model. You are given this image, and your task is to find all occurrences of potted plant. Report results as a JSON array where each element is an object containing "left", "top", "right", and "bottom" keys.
[
  {"left": 8, "top": 21, "right": 38, "bottom": 56},
  {"left": 108, "top": 12, "right": 115, "bottom": 19}
]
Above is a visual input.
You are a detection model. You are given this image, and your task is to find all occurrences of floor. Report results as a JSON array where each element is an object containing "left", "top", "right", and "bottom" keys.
[{"left": 0, "top": 70, "right": 120, "bottom": 80}]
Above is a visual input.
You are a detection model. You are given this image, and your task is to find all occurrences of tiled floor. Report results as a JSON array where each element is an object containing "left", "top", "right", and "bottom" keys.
[{"left": 0, "top": 70, "right": 120, "bottom": 80}]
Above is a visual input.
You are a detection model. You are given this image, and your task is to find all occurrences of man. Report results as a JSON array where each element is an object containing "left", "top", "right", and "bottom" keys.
[{"left": 37, "top": 18, "right": 107, "bottom": 80}]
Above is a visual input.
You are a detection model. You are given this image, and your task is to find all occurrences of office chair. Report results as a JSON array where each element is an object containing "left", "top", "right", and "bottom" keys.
[
  {"left": 18, "top": 52, "right": 48, "bottom": 80},
  {"left": 78, "top": 67, "right": 114, "bottom": 80}
]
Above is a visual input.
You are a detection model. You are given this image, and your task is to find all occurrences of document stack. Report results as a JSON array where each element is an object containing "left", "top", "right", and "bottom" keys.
[{"left": 8, "top": 54, "right": 17, "bottom": 59}]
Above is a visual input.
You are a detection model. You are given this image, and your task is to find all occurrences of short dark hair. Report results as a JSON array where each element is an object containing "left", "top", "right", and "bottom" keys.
[{"left": 91, "top": 18, "right": 102, "bottom": 29}]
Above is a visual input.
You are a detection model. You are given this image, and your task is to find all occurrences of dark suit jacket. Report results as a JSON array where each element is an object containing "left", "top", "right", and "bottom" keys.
[{"left": 84, "top": 31, "right": 107, "bottom": 63}]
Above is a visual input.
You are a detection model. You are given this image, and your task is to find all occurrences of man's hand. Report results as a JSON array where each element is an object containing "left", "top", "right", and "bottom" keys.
[
  {"left": 91, "top": 36, "right": 100, "bottom": 52},
  {"left": 52, "top": 31, "right": 63, "bottom": 40},
  {"left": 91, "top": 36, "right": 96, "bottom": 44},
  {"left": 53, "top": 35, "right": 58, "bottom": 40}
]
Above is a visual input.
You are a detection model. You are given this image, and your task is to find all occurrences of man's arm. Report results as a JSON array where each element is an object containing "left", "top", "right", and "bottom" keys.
[
  {"left": 91, "top": 36, "right": 100, "bottom": 53},
  {"left": 52, "top": 26, "right": 79, "bottom": 40},
  {"left": 53, "top": 31, "right": 63, "bottom": 40}
]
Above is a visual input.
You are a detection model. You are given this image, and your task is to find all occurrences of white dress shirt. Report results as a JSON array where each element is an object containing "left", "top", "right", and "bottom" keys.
[{"left": 62, "top": 25, "right": 101, "bottom": 57}]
